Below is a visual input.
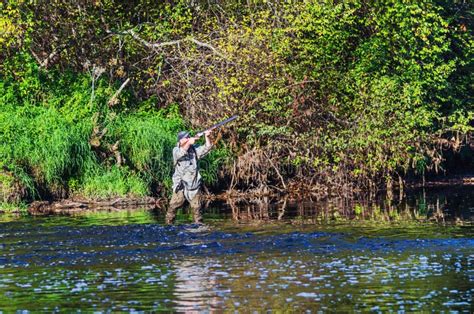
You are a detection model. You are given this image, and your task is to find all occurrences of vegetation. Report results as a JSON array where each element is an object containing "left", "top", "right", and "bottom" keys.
[
  {"left": 0, "top": 0, "right": 472, "bottom": 204},
  {"left": 0, "top": 201, "right": 28, "bottom": 213}
]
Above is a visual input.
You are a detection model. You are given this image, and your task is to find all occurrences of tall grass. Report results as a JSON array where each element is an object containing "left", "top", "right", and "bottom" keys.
[
  {"left": 0, "top": 60, "right": 225, "bottom": 202},
  {"left": 0, "top": 105, "right": 95, "bottom": 195},
  {"left": 80, "top": 165, "right": 148, "bottom": 198},
  {"left": 106, "top": 108, "right": 184, "bottom": 191}
]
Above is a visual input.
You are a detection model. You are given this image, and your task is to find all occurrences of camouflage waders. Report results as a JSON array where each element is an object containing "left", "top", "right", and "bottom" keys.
[
  {"left": 166, "top": 142, "right": 211, "bottom": 224},
  {"left": 165, "top": 190, "right": 202, "bottom": 224}
]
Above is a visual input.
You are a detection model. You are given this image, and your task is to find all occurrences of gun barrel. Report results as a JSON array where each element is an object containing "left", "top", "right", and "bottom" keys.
[{"left": 197, "top": 115, "right": 239, "bottom": 136}]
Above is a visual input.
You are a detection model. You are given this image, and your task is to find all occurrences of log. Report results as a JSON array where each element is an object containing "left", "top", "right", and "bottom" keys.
[{"left": 28, "top": 197, "right": 160, "bottom": 215}]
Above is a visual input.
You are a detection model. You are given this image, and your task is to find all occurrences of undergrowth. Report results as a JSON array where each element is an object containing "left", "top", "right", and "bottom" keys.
[{"left": 0, "top": 57, "right": 225, "bottom": 203}]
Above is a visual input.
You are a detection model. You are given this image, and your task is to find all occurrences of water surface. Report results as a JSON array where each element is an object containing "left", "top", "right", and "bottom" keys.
[{"left": 0, "top": 186, "right": 473, "bottom": 311}]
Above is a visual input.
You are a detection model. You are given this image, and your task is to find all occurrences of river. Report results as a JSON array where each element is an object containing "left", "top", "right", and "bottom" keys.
[{"left": 0, "top": 186, "right": 473, "bottom": 311}]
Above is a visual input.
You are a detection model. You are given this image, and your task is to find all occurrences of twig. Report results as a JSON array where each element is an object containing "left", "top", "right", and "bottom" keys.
[
  {"left": 30, "top": 46, "right": 64, "bottom": 69},
  {"left": 263, "top": 151, "right": 287, "bottom": 190}
]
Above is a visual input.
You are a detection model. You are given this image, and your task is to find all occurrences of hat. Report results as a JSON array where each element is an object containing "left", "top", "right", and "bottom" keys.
[{"left": 177, "top": 131, "right": 190, "bottom": 142}]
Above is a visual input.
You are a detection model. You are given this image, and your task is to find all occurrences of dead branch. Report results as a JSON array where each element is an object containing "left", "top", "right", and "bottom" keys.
[
  {"left": 107, "top": 29, "right": 227, "bottom": 59},
  {"left": 109, "top": 140, "right": 122, "bottom": 166},
  {"left": 108, "top": 77, "right": 130, "bottom": 107},
  {"left": 30, "top": 46, "right": 65, "bottom": 69},
  {"left": 263, "top": 151, "right": 287, "bottom": 190}
]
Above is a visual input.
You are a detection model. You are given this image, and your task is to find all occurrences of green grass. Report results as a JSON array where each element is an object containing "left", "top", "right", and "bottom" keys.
[
  {"left": 106, "top": 108, "right": 184, "bottom": 191},
  {"left": 79, "top": 165, "right": 148, "bottom": 198},
  {"left": 0, "top": 64, "right": 224, "bottom": 204},
  {"left": 0, "top": 201, "right": 28, "bottom": 213}
]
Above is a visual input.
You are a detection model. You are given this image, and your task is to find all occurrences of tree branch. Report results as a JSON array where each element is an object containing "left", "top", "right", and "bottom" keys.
[
  {"left": 30, "top": 46, "right": 65, "bottom": 69},
  {"left": 107, "top": 29, "right": 227, "bottom": 59},
  {"left": 263, "top": 151, "right": 287, "bottom": 190},
  {"left": 108, "top": 77, "right": 130, "bottom": 107}
]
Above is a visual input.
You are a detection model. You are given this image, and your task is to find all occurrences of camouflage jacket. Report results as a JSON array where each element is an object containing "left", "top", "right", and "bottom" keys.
[{"left": 172, "top": 143, "right": 212, "bottom": 201}]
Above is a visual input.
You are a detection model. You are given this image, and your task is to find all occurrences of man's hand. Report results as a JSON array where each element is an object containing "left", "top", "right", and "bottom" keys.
[
  {"left": 180, "top": 136, "right": 198, "bottom": 151},
  {"left": 204, "top": 129, "right": 213, "bottom": 147}
]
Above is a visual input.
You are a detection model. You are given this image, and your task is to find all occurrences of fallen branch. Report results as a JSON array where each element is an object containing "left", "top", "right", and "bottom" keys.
[{"left": 28, "top": 197, "right": 159, "bottom": 215}]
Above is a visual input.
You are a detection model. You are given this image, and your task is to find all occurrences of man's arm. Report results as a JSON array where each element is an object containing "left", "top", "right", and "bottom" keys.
[
  {"left": 195, "top": 131, "right": 213, "bottom": 159},
  {"left": 173, "top": 137, "right": 197, "bottom": 163},
  {"left": 175, "top": 136, "right": 199, "bottom": 159},
  {"left": 181, "top": 137, "right": 197, "bottom": 152}
]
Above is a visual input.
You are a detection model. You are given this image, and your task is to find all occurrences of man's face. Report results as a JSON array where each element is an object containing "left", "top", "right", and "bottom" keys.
[{"left": 179, "top": 136, "right": 190, "bottom": 146}]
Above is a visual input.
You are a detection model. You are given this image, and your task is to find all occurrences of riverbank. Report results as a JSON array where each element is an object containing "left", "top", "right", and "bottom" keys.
[
  {"left": 1, "top": 185, "right": 472, "bottom": 232},
  {"left": 409, "top": 175, "right": 474, "bottom": 187},
  {"left": 1, "top": 177, "right": 474, "bottom": 216}
]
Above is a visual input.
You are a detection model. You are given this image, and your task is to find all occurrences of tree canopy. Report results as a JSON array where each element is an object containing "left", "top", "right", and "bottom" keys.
[{"left": 0, "top": 0, "right": 472, "bottom": 201}]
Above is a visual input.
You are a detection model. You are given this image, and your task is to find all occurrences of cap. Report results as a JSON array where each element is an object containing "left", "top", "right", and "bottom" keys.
[{"left": 177, "top": 131, "right": 190, "bottom": 142}]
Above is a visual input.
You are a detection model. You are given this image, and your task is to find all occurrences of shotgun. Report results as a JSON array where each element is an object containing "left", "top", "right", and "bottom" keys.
[{"left": 195, "top": 115, "right": 239, "bottom": 137}]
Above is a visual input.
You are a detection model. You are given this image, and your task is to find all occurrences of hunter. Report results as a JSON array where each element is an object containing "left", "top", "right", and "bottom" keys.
[{"left": 166, "top": 129, "right": 214, "bottom": 224}]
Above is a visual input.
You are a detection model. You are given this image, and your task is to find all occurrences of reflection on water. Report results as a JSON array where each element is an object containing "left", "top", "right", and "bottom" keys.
[
  {"left": 173, "top": 257, "right": 220, "bottom": 311},
  {"left": 222, "top": 186, "right": 474, "bottom": 225},
  {"left": 0, "top": 186, "right": 473, "bottom": 311}
]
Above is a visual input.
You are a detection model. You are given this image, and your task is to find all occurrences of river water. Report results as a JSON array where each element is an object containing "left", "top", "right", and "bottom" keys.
[{"left": 0, "top": 186, "right": 473, "bottom": 312}]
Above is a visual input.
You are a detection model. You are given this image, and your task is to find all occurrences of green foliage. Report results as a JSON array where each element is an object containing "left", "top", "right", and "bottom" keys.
[
  {"left": 0, "top": 201, "right": 28, "bottom": 213},
  {"left": 283, "top": 1, "right": 471, "bottom": 177},
  {"left": 0, "top": 0, "right": 472, "bottom": 202},
  {"left": 105, "top": 106, "right": 184, "bottom": 190},
  {"left": 1, "top": 57, "right": 99, "bottom": 197},
  {"left": 200, "top": 145, "right": 233, "bottom": 187},
  {"left": 80, "top": 165, "right": 148, "bottom": 198},
  {"left": 0, "top": 58, "right": 192, "bottom": 201}
]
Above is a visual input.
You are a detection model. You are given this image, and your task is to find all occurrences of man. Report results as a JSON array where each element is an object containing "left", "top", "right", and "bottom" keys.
[{"left": 166, "top": 129, "right": 213, "bottom": 224}]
